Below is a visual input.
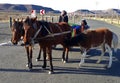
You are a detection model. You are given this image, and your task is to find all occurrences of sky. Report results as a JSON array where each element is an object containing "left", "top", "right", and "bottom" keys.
[{"left": 0, "top": 0, "right": 120, "bottom": 12}]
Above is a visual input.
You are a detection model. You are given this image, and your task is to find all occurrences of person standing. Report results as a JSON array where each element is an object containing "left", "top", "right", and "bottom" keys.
[{"left": 59, "top": 10, "right": 68, "bottom": 23}]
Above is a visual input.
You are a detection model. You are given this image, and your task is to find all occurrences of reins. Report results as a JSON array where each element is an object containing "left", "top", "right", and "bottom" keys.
[
  {"left": 37, "top": 30, "right": 71, "bottom": 40},
  {"left": 30, "top": 24, "right": 71, "bottom": 45},
  {"left": 31, "top": 26, "right": 42, "bottom": 45}
]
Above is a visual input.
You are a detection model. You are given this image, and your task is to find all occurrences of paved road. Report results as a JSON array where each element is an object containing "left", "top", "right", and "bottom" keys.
[{"left": 0, "top": 20, "right": 120, "bottom": 83}]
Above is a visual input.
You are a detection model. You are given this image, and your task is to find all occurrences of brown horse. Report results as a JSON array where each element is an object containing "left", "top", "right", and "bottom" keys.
[
  {"left": 63, "top": 21, "right": 90, "bottom": 63},
  {"left": 11, "top": 18, "right": 43, "bottom": 62},
  {"left": 11, "top": 19, "right": 24, "bottom": 45},
  {"left": 64, "top": 28, "right": 118, "bottom": 68},
  {"left": 23, "top": 17, "right": 71, "bottom": 74}
]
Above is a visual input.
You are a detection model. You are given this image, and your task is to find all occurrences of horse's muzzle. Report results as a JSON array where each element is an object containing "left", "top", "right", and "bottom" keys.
[{"left": 11, "top": 39, "right": 18, "bottom": 45}]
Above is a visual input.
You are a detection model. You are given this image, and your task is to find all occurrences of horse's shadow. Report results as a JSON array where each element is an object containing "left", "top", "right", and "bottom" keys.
[
  {"left": 52, "top": 48, "right": 120, "bottom": 77},
  {"left": 53, "top": 63, "right": 120, "bottom": 77},
  {"left": 0, "top": 62, "right": 120, "bottom": 77},
  {"left": 0, "top": 49, "right": 119, "bottom": 77},
  {"left": 0, "top": 68, "right": 45, "bottom": 73}
]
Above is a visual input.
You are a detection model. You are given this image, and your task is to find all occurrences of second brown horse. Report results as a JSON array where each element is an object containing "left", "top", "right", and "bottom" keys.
[{"left": 23, "top": 17, "right": 71, "bottom": 74}]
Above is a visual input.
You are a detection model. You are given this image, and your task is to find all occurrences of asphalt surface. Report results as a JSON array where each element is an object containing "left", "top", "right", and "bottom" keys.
[{"left": 0, "top": 19, "right": 120, "bottom": 83}]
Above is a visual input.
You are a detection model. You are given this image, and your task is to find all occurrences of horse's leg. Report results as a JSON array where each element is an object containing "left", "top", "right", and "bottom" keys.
[
  {"left": 28, "top": 46, "right": 33, "bottom": 69},
  {"left": 62, "top": 47, "right": 65, "bottom": 62},
  {"left": 25, "top": 46, "right": 32, "bottom": 69},
  {"left": 47, "top": 46, "right": 53, "bottom": 74},
  {"left": 65, "top": 47, "right": 69, "bottom": 63},
  {"left": 36, "top": 44, "right": 42, "bottom": 61},
  {"left": 105, "top": 44, "right": 112, "bottom": 68},
  {"left": 25, "top": 46, "right": 30, "bottom": 67},
  {"left": 96, "top": 44, "right": 105, "bottom": 63},
  {"left": 42, "top": 47, "right": 47, "bottom": 69},
  {"left": 79, "top": 49, "right": 87, "bottom": 67}
]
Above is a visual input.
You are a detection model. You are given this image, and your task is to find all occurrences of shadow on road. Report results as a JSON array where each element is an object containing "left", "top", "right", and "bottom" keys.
[
  {"left": 53, "top": 48, "right": 120, "bottom": 77},
  {"left": 53, "top": 64, "right": 120, "bottom": 77},
  {"left": 0, "top": 68, "right": 46, "bottom": 73},
  {"left": 0, "top": 49, "right": 119, "bottom": 77}
]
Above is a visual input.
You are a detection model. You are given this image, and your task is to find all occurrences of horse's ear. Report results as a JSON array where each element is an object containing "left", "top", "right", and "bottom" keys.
[{"left": 35, "top": 16, "right": 37, "bottom": 20}]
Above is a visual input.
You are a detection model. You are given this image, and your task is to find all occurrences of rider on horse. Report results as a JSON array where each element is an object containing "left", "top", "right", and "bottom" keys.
[{"left": 71, "top": 19, "right": 90, "bottom": 37}]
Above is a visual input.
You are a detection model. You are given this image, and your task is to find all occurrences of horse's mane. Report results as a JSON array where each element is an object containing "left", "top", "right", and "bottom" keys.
[{"left": 38, "top": 20, "right": 49, "bottom": 28}]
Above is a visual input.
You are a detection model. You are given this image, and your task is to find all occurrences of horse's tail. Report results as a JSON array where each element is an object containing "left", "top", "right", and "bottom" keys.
[{"left": 112, "top": 32, "right": 118, "bottom": 52}]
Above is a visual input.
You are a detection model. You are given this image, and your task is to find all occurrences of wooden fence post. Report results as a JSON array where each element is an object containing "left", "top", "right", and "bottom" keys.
[
  {"left": 45, "top": 17, "right": 47, "bottom": 21},
  {"left": 51, "top": 17, "right": 53, "bottom": 22},
  {"left": 9, "top": 17, "right": 12, "bottom": 29}
]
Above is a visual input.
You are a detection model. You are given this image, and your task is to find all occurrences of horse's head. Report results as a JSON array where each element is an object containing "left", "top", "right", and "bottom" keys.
[
  {"left": 23, "top": 16, "right": 51, "bottom": 45},
  {"left": 11, "top": 19, "right": 24, "bottom": 45},
  {"left": 23, "top": 17, "right": 38, "bottom": 45}
]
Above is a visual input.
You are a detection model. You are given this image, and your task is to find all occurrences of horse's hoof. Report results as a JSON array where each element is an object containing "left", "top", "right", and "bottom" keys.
[
  {"left": 29, "top": 65, "right": 33, "bottom": 70},
  {"left": 26, "top": 63, "right": 33, "bottom": 70},
  {"left": 63, "top": 61, "right": 66, "bottom": 63},
  {"left": 26, "top": 63, "right": 31, "bottom": 68},
  {"left": 20, "top": 43, "right": 25, "bottom": 46},
  {"left": 26, "top": 64, "right": 28, "bottom": 67},
  {"left": 36, "top": 59, "right": 40, "bottom": 62},
  {"left": 29, "top": 66, "right": 32, "bottom": 70},
  {"left": 46, "top": 57, "right": 50, "bottom": 61},
  {"left": 42, "top": 65, "right": 46, "bottom": 69},
  {"left": 48, "top": 71, "right": 53, "bottom": 74}
]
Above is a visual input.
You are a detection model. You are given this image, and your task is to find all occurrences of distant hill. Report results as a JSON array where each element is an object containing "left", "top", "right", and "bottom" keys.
[
  {"left": 74, "top": 9, "right": 95, "bottom": 14},
  {"left": 105, "top": 9, "right": 120, "bottom": 15},
  {"left": 0, "top": 3, "right": 60, "bottom": 13},
  {"left": 74, "top": 9, "right": 120, "bottom": 15}
]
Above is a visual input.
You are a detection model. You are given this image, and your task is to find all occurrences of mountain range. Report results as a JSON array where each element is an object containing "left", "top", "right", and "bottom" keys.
[
  {"left": 0, "top": 3, "right": 60, "bottom": 13},
  {"left": 0, "top": 3, "right": 120, "bottom": 15},
  {"left": 75, "top": 9, "right": 120, "bottom": 15}
]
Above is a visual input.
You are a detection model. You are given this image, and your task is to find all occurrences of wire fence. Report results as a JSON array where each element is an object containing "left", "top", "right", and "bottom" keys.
[
  {"left": 0, "top": 12, "right": 120, "bottom": 27},
  {"left": 84, "top": 14, "right": 120, "bottom": 26}
]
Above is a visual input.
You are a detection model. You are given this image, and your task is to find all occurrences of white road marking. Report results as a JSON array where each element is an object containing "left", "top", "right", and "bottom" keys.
[{"left": 0, "top": 41, "right": 14, "bottom": 46}]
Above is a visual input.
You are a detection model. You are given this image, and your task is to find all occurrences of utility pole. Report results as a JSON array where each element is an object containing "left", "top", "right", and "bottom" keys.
[
  {"left": 95, "top": 1, "right": 99, "bottom": 19},
  {"left": 117, "top": 0, "right": 119, "bottom": 25}
]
